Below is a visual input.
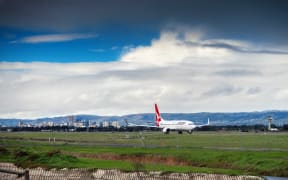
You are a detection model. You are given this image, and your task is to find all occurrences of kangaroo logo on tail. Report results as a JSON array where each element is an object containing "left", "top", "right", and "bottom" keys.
[{"left": 155, "top": 104, "right": 162, "bottom": 127}]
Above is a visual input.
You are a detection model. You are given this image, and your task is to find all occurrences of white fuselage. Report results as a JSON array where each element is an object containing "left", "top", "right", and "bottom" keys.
[
  {"left": 154, "top": 103, "right": 209, "bottom": 134},
  {"left": 159, "top": 119, "right": 196, "bottom": 131}
]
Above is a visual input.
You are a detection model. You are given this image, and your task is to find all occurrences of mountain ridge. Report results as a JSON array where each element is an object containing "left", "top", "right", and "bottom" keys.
[{"left": 1, "top": 110, "right": 288, "bottom": 127}]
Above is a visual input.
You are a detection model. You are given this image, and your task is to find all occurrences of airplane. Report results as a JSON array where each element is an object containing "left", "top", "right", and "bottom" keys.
[
  {"left": 155, "top": 103, "right": 210, "bottom": 134},
  {"left": 125, "top": 104, "right": 210, "bottom": 134}
]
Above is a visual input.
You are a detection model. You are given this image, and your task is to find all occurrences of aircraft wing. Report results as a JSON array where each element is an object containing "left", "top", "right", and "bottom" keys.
[
  {"left": 124, "top": 120, "right": 158, "bottom": 128},
  {"left": 195, "top": 118, "right": 210, "bottom": 128}
]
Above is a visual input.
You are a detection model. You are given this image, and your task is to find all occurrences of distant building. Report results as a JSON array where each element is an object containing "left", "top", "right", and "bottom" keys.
[
  {"left": 18, "top": 121, "right": 35, "bottom": 128},
  {"left": 18, "top": 121, "right": 23, "bottom": 127},
  {"left": 59, "top": 122, "right": 68, "bottom": 127},
  {"left": 111, "top": 121, "right": 120, "bottom": 128},
  {"left": 39, "top": 121, "right": 54, "bottom": 127},
  {"left": 267, "top": 116, "right": 279, "bottom": 131},
  {"left": 74, "top": 121, "right": 86, "bottom": 128},
  {"left": 88, "top": 122, "right": 97, "bottom": 128},
  {"left": 47, "top": 122, "right": 54, "bottom": 127},
  {"left": 267, "top": 116, "right": 272, "bottom": 130},
  {"left": 68, "top": 116, "right": 74, "bottom": 127},
  {"left": 101, "top": 121, "right": 110, "bottom": 127},
  {"left": 26, "top": 123, "right": 33, "bottom": 127}
]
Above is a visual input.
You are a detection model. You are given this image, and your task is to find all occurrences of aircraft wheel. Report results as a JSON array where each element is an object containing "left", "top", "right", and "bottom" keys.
[{"left": 164, "top": 129, "right": 170, "bottom": 134}]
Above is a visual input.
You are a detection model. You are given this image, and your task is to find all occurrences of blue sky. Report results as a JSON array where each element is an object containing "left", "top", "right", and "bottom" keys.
[
  {"left": 1, "top": 0, "right": 288, "bottom": 63},
  {"left": 0, "top": 0, "right": 288, "bottom": 119},
  {"left": 0, "top": 27, "right": 158, "bottom": 62}
]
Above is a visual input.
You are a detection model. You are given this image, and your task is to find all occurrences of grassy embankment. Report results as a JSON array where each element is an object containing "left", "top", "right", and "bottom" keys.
[{"left": 0, "top": 131, "right": 287, "bottom": 176}]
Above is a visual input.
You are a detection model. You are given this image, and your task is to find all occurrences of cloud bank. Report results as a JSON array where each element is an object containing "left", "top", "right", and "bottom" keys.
[{"left": 1, "top": 29, "right": 288, "bottom": 119}]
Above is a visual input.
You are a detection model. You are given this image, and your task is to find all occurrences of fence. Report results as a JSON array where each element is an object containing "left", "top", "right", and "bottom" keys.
[{"left": 0, "top": 163, "right": 264, "bottom": 180}]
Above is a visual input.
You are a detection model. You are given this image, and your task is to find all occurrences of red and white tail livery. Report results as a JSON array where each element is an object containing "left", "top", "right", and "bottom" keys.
[
  {"left": 154, "top": 103, "right": 209, "bottom": 134},
  {"left": 155, "top": 103, "right": 162, "bottom": 127}
]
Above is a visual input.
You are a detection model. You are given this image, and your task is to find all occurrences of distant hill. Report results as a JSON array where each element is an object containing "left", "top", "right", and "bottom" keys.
[{"left": 1, "top": 111, "right": 288, "bottom": 127}]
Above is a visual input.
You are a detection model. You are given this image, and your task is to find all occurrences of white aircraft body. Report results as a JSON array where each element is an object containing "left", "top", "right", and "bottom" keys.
[
  {"left": 155, "top": 104, "right": 209, "bottom": 134},
  {"left": 125, "top": 104, "right": 210, "bottom": 134}
]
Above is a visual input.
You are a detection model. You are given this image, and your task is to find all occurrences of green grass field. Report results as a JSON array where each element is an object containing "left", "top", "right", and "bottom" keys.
[{"left": 0, "top": 131, "right": 288, "bottom": 176}]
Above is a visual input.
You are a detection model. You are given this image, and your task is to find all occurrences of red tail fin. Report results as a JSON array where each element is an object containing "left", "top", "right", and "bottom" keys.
[{"left": 155, "top": 103, "right": 161, "bottom": 127}]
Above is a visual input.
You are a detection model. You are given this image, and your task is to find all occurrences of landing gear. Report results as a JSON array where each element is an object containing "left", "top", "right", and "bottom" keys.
[
  {"left": 178, "top": 131, "right": 183, "bottom": 134},
  {"left": 163, "top": 128, "right": 170, "bottom": 134},
  {"left": 188, "top": 130, "right": 193, "bottom": 134}
]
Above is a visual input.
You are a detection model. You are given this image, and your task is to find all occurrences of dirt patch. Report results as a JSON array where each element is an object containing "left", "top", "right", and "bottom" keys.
[
  {"left": 65, "top": 152, "right": 190, "bottom": 166},
  {"left": 64, "top": 152, "right": 259, "bottom": 175},
  {"left": 65, "top": 152, "right": 236, "bottom": 169}
]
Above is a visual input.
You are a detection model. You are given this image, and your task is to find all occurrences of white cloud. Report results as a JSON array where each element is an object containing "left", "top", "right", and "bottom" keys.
[
  {"left": 1, "top": 29, "right": 288, "bottom": 119},
  {"left": 10, "top": 33, "right": 97, "bottom": 44},
  {"left": 120, "top": 30, "right": 234, "bottom": 65}
]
